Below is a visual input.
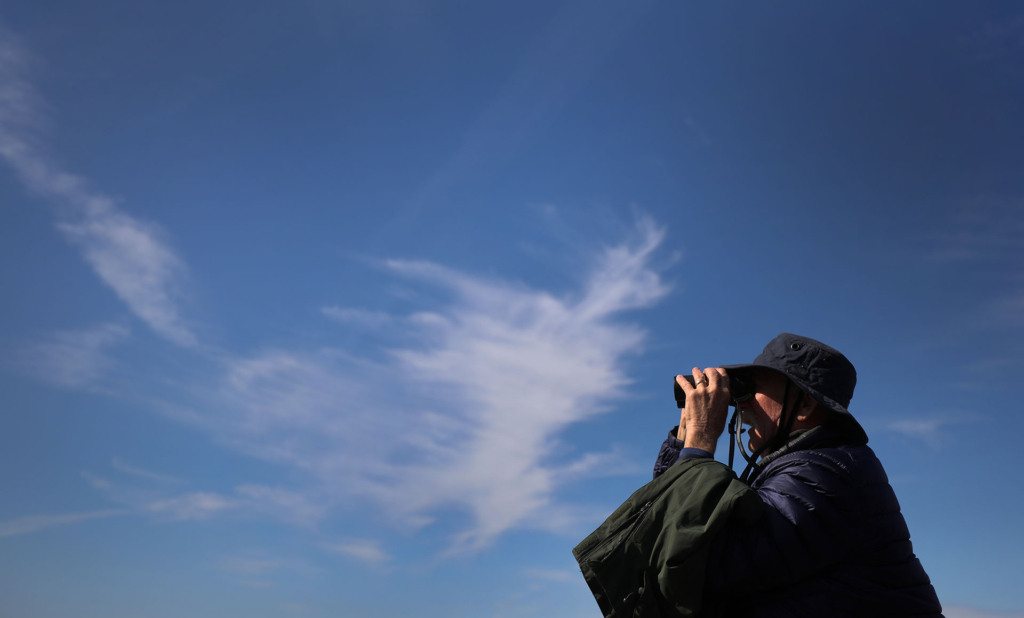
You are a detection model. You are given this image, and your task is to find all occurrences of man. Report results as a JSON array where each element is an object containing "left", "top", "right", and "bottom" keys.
[{"left": 655, "top": 333, "right": 943, "bottom": 617}]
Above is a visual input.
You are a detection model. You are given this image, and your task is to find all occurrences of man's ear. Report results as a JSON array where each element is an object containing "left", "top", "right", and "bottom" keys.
[{"left": 795, "top": 396, "right": 820, "bottom": 422}]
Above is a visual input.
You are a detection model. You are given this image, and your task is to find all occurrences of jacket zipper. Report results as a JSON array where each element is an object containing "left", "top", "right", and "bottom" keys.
[
  {"left": 577, "top": 500, "right": 654, "bottom": 562},
  {"left": 626, "top": 501, "right": 653, "bottom": 543}
]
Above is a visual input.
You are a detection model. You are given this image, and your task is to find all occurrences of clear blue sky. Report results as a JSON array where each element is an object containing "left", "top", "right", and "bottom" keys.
[{"left": 1, "top": 2, "right": 1022, "bottom": 617}]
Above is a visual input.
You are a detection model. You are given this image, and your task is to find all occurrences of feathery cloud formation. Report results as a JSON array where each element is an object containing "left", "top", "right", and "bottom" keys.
[
  {"left": 1, "top": 22, "right": 669, "bottom": 553},
  {"left": 201, "top": 217, "right": 668, "bottom": 551},
  {"left": 0, "top": 509, "right": 126, "bottom": 537},
  {"left": 19, "top": 322, "right": 129, "bottom": 388},
  {"left": 0, "top": 25, "right": 196, "bottom": 347}
]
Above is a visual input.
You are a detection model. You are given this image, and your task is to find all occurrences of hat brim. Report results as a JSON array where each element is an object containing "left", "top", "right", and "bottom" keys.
[{"left": 720, "top": 363, "right": 867, "bottom": 442}]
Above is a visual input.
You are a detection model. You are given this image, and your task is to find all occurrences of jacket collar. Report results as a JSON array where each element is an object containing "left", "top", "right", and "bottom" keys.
[{"left": 757, "top": 423, "right": 851, "bottom": 469}]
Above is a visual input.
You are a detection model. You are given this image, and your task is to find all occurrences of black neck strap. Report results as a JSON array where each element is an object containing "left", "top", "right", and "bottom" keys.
[{"left": 739, "top": 381, "right": 805, "bottom": 484}]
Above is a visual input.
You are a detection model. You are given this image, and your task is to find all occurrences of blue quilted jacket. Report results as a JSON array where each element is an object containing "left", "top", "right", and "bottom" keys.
[{"left": 654, "top": 425, "right": 943, "bottom": 617}]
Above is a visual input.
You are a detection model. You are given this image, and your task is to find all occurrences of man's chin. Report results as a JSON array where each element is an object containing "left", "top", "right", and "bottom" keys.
[{"left": 747, "top": 436, "right": 771, "bottom": 457}]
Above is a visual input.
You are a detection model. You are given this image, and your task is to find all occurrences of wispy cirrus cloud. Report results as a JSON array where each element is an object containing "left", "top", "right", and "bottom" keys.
[
  {"left": 1, "top": 21, "right": 670, "bottom": 554},
  {"left": 0, "top": 25, "right": 196, "bottom": 347},
  {"left": 195, "top": 217, "right": 669, "bottom": 552},
  {"left": 885, "top": 415, "right": 976, "bottom": 449},
  {"left": 215, "top": 551, "right": 320, "bottom": 589},
  {"left": 0, "top": 509, "right": 126, "bottom": 538},
  {"left": 146, "top": 491, "right": 237, "bottom": 520},
  {"left": 84, "top": 483, "right": 324, "bottom": 526},
  {"left": 111, "top": 457, "right": 185, "bottom": 485},
  {"left": 18, "top": 322, "right": 129, "bottom": 388},
  {"left": 79, "top": 464, "right": 327, "bottom": 529},
  {"left": 322, "top": 539, "right": 391, "bottom": 567},
  {"left": 321, "top": 306, "right": 394, "bottom": 328}
]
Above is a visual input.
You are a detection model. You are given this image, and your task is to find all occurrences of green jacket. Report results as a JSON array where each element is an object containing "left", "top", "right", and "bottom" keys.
[{"left": 573, "top": 458, "right": 762, "bottom": 618}]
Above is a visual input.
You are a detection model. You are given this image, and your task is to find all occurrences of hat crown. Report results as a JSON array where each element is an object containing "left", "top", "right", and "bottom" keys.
[{"left": 754, "top": 333, "right": 857, "bottom": 411}]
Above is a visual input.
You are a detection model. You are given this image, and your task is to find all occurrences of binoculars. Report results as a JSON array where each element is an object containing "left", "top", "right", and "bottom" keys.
[{"left": 672, "top": 368, "right": 756, "bottom": 409}]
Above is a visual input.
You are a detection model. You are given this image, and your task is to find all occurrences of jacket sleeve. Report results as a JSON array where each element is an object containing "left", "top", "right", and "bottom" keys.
[
  {"left": 701, "top": 450, "right": 863, "bottom": 598},
  {"left": 653, "top": 426, "right": 685, "bottom": 479}
]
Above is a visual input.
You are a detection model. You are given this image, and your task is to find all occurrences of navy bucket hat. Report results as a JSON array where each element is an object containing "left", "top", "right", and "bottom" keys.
[{"left": 723, "top": 333, "right": 867, "bottom": 443}]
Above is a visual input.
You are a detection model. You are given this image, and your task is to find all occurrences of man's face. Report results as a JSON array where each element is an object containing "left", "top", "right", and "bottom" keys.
[{"left": 739, "top": 369, "right": 791, "bottom": 454}]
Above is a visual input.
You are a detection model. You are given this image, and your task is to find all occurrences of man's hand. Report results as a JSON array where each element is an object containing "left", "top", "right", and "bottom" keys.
[{"left": 676, "top": 367, "right": 731, "bottom": 454}]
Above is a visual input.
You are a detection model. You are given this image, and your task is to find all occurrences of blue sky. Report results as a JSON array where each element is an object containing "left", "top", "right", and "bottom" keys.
[{"left": 1, "top": 2, "right": 1022, "bottom": 616}]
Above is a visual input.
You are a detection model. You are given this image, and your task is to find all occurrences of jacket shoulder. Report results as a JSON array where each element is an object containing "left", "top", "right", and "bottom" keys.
[{"left": 759, "top": 443, "right": 887, "bottom": 490}]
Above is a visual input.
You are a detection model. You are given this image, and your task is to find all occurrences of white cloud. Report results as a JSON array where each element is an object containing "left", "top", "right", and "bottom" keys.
[
  {"left": 381, "top": 217, "right": 667, "bottom": 551},
  {"left": 146, "top": 492, "right": 237, "bottom": 520},
  {"left": 215, "top": 551, "right": 319, "bottom": 588},
  {"left": 19, "top": 323, "right": 129, "bottom": 388},
  {"left": 550, "top": 446, "right": 642, "bottom": 484},
  {"left": 1, "top": 21, "right": 669, "bottom": 554},
  {"left": 235, "top": 485, "right": 327, "bottom": 527},
  {"left": 0, "top": 26, "right": 196, "bottom": 347},
  {"left": 134, "top": 484, "right": 327, "bottom": 527},
  {"left": 323, "top": 540, "right": 391, "bottom": 566},
  {"left": 111, "top": 457, "right": 184, "bottom": 485},
  {"left": 80, "top": 471, "right": 113, "bottom": 490},
  {"left": 321, "top": 306, "right": 393, "bottom": 328},
  {"left": 0, "top": 509, "right": 125, "bottom": 537},
  {"left": 56, "top": 209, "right": 196, "bottom": 347},
  {"left": 886, "top": 416, "right": 969, "bottom": 449},
  {"left": 198, "top": 217, "right": 668, "bottom": 552}
]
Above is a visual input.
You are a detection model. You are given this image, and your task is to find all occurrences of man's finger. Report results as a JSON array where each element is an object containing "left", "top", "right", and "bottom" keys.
[
  {"left": 713, "top": 367, "right": 730, "bottom": 389},
  {"left": 676, "top": 374, "right": 694, "bottom": 392},
  {"left": 704, "top": 367, "right": 720, "bottom": 388},
  {"left": 691, "top": 367, "right": 706, "bottom": 386}
]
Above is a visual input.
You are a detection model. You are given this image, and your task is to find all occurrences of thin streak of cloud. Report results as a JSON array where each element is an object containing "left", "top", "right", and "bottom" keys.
[
  {"left": 0, "top": 509, "right": 125, "bottom": 538},
  {"left": 111, "top": 457, "right": 185, "bottom": 485},
  {"left": 18, "top": 323, "right": 129, "bottom": 388},
  {"left": 885, "top": 417, "right": 966, "bottom": 449},
  {"left": 56, "top": 211, "right": 196, "bottom": 347},
  {"left": 215, "top": 551, "right": 320, "bottom": 584},
  {"left": 321, "top": 306, "right": 393, "bottom": 328},
  {"left": 322, "top": 540, "right": 390, "bottom": 566},
  {"left": 235, "top": 485, "right": 327, "bottom": 527},
  {"left": 87, "top": 475, "right": 327, "bottom": 528},
  {"left": 145, "top": 492, "right": 237, "bottom": 520},
  {"left": 0, "top": 25, "right": 196, "bottom": 347},
  {"left": 551, "top": 447, "right": 642, "bottom": 484},
  {"left": 80, "top": 471, "right": 113, "bottom": 491}
]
